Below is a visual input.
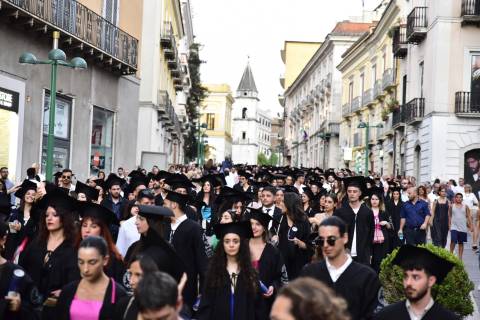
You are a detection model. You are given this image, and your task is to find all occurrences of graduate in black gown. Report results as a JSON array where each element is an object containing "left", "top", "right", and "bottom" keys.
[
  {"left": 247, "top": 208, "right": 288, "bottom": 314},
  {"left": 124, "top": 205, "right": 185, "bottom": 283},
  {"left": 197, "top": 221, "right": 267, "bottom": 320},
  {"left": 385, "top": 186, "right": 404, "bottom": 250},
  {"left": 301, "top": 216, "right": 380, "bottom": 320},
  {"left": 0, "top": 221, "right": 40, "bottom": 320},
  {"left": 163, "top": 188, "right": 208, "bottom": 316},
  {"left": 75, "top": 201, "right": 126, "bottom": 284},
  {"left": 374, "top": 245, "right": 460, "bottom": 320},
  {"left": 5, "top": 180, "right": 39, "bottom": 262},
  {"left": 18, "top": 188, "right": 80, "bottom": 320}
]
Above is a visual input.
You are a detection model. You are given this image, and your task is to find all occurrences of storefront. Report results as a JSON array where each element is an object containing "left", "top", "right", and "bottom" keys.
[{"left": 90, "top": 106, "right": 114, "bottom": 176}]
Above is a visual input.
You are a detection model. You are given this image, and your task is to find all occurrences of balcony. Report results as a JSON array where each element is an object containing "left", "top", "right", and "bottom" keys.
[
  {"left": 327, "top": 122, "right": 340, "bottom": 136},
  {"left": 351, "top": 96, "right": 361, "bottom": 112},
  {"left": 392, "top": 25, "right": 408, "bottom": 58},
  {"left": 461, "top": 0, "right": 480, "bottom": 25},
  {"left": 374, "top": 79, "right": 384, "bottom": 99},
  {"left": 404, "top": 98, "right": 425, "bottom": 124},
  {"left": 161, "top": 22, "right": 174, "bottom": 49},
  {"left": 342, "top": 103, "right": 351, "bottom": 117},
  {"left": 382, "top": 69, "right": 395, "bottom": 91},
  {"left": 362, "top": 89, "right": 373, "bottom": 107},
  {"left": 353, "top": 132, "right": 362, "bottom": 147},
  {"left": 157, "top": 90, "right": 169, "bottom": 117},
  {"left": 392, "top": 107, "right": 405, "bottom": 129},
  {"left": 279, "top": 74, "right": 285, "bottom": 88},
  {"left": 406, "top": 7, "right": 428, "bottom": 44},
  {"left": 1, "top": 0, "right": 138, "bottom": 74},
  {"left": 455, "top": 92, "right": 480, "bottom": 116}
]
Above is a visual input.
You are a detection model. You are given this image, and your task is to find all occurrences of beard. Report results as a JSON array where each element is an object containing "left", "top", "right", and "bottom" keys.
[{"left": 404, "top": 284, "right": 429, "bottom": 302}]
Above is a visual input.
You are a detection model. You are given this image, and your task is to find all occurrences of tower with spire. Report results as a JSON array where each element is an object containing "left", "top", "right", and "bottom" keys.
[{"left": 231, "top": 62, "right": 272, "bottom": 164}]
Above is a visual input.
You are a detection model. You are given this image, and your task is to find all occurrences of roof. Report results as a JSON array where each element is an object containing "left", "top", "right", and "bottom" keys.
[
  {"left": 330, "top": 21, "right": 374, "bottom": 36},
  {"left": 237, "top": 63, "right": 258, "bottom": 93}
]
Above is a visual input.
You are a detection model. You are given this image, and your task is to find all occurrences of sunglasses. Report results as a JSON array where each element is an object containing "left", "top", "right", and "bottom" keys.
[
  {"left": 315, "top": 236, "right": 340, "bottom": 247},
  {"left": 62, "top": 175, "right": 72, "bottom": 179}
]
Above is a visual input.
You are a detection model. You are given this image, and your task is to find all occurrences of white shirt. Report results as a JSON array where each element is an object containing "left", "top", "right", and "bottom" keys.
[
  {"left": 294, "top": 183, "right": 306, "bottom": 194},
  {"left": 225, "top": 174, "right": 236, "bottom": 188},
  {"left": 263, "top": 205, "right": 276, "bottom": 229},
  {"left": 453, "top": 186, "right": 464, "bottom": 195},
  {"left": 350, "top": 206, "right": 360, "bottom": 257},
  {"left": 463, "top": 193, "right": 478, "bottom": 210},
  {"left": 427, "top": 192, "right": 438, "bottom": 204},
  {"left": 406, "top": 298, "right": 434, "bottom": 320},
  {"left": 401, "top": 190, "right": 409, "bottom": 202},
  {"left": 170, "top": 214, "right": 188, "bottom": 232},
  {"left": 326, "top": 255, "right": 353, "bottom": 283},
  {"left": 116, "top": 215, "right": 140, "bottom": 258}
]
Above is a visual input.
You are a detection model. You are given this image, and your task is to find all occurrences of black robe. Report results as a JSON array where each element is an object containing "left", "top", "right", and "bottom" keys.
[
  {"left": 4, "top": 209, "right": 39, "bottom": 261},
  {"left": 385, "top": 200, "right": 403, "bottom": 250},
  {"left": 197, "top": 270, "right": 266, "bottom": 320},
  {"left": 0, "top": 261, "right": 40, "bottom": 320},
  {"left": 301, "top": 260, "right": 380, "bottom": 320},
  {"left": 334, "top": 204, "right": 374, "bottom": 265},
  {"left": 373, "top": 300, "right": 460, "bottom": 320},
  {"left": 164, "top": 217, "right": 208, "bottom": 309},
  {"left": 277, "top": 217, "right": 312, "bottom": 280},
  {"left": 104, "top": 254, "right": 126, "bottom": 285},
  {"left": 114, "top": 296, "right": 139, "bottom": 320}
]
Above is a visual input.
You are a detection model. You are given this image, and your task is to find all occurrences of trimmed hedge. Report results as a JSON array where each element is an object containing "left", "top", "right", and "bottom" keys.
[{"left": 379, "top": 244, "right": 474, "bottom": 318}]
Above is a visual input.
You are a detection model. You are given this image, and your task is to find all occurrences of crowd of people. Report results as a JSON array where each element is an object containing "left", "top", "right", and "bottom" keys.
[{"left": 0, "top": 162, "right": 470, "bottom": 319}]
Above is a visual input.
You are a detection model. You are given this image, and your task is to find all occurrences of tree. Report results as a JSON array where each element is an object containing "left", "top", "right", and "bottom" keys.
[
  {"left": 184, "top": 43, "right": 208, "bottom": 162},
  {"left": 269, "top": 152, "right": 279, "bottom": 166},
  {"left": 257, "top": 153, "right": 269, "bottom": 165}
]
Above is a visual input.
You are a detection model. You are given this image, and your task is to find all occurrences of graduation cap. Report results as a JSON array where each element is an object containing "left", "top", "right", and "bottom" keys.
[
  {"left": 365, "top": 177, "right": 376, "bottom": 187},
  {"left": 366, "top": 186, "right": 384, "bottom": 199},
  {"left": 302, "top": 186, "right": 315, "bottom": 200},
  {"left": 127, "top": 176, "right": 149, "bottom": 194},
  {"left": 165, "top": 190, "right": 190, "bottom": 206},
  {"left": 78, "top": 201, "right": 119, "bottom": 226},
  {"left": 282, "top": 185, "right": 299, "bottom": 194},
  {"left": 251, "top": 181, "right": 271, "bottom": 189},
  {"left": 215, "top": 186, "right": 253, "bottom": 204},
  {"left": 165, "top": 174, "right": 195, "bottom": 190},
  {"left": 392, "top": 245, "right": 455, "bottom": 284},
  {"left": 245, "top": 208, "right": 272, "bottom": 230},
  {"left": 75, "top": 181, "right": 100, "bottom": 201},
  {"left": 42, "top": 187, "right": 79, "bottom": 212},
  {"left": 342, "top": 176, "right": 367, "bottom": 195},
  {"left": 14, "top": 179, "right": 37, "bottom": 199},
  {"left": 237, "top": 170, "right": 252, "bottom": 180},
  {"left": 194, "top": 174, "right": 226, "bottom": 188},
  {"left": 155, "top": 170, "right": 172, "bottom": 181},
  {"left": 128, "top": 170, "right": 146, "bottom": 179},
  {"left": 390, "top": 186, "right": 402, "bottom": 193},
  {"left": 213, "top": 221, "right": 254, "bottom": 240},
  {"left": 53, "top": 171, "right": 63, "bottom": 179},
  {"left": 103, "top": 173, "right": 126, "bottom": 190},
  {"left": 137, "top": 205, "right": 174, "bottom": 220}
]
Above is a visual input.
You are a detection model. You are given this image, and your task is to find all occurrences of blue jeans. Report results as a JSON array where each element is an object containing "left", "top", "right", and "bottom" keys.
[{"left": 404, "top": 227, "right": 426, "bottom": 245}]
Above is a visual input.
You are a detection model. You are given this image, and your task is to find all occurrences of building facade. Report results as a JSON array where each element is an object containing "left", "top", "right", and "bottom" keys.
[
  {"left": 338, "top": 1, "right": 399, "bottom": 175},
  {"left": 137, "top": 0, "right": 193, "bottom": 169},
  {"left": 283, "top": 21, "right": 372, "bottom": 168},
  {"left": 199, "top": 84, "right": 233, "bottom": 163},
  {"left": 271, "top": 117, "right": 285, "bottom": 165},
  {"left": 0, "top": 0, "right": 142, "bottom": 182},
  {"left": 232, "top": 63, "right": 272, "bottom": 164},
  {"left": 280, "top": 41, "right": 321, "bottom": 91}
]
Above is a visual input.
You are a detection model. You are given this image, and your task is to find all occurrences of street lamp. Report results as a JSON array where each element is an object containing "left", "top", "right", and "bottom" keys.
[
  {"left": 357, "top": 121, "right": 383, "bottom": 174},
  {"left": 19, "top": 31, "right": 87, "bottom": 182}
]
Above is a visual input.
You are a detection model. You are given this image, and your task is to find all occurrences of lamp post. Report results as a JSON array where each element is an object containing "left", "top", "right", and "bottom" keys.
[
  {"left": 357, "top": 121, "right": 383, "bottom": 174},
  {"left": 19, "top": 31, "right": 87, "bottom": 182}
]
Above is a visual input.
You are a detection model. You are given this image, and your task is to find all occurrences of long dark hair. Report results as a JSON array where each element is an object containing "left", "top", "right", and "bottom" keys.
[
  {"left": 284, "top": 192, "right": 307, "bottom": 223},
  {"left": 205, "top": 238, "right": 258, "bottom": 293},
  {"left": 37, "top": 205, "right": 77, "bottom": 245}
]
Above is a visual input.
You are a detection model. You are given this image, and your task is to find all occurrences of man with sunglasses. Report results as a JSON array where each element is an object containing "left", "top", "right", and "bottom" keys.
[
  {"left": 59, "top": 169, "right": 75, "bottom": 192},
  {"left": 301, "top": 216, "right": 380, "bottom": 320}
]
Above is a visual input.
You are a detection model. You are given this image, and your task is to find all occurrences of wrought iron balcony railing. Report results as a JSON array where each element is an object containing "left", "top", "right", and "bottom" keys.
[
  {"left": 392, "top": 106, "right": 405, "bottom": 128},
  {"left": 382, "top": 68, "right": 395, "bottom": 90},
  {"left": 404, "top": 98, "right": 425, "bottom": 124},
  {"left": 392, "top": 25, "right": 407, "bottom": 58},
  {"left": 362, "top": 88, "right": 373, "bottom": 107},
  {"left": 351, "top": 96, "right": 360, "bottom": 112},
  {"left": 455, "top": 91, "right": 480, "bottom": 115},
  {"left": 406, "top": 7, "right": 428, "bottom": 44},
  {"left": 342, "top": 102, "right": 351, "bottom": 117}
]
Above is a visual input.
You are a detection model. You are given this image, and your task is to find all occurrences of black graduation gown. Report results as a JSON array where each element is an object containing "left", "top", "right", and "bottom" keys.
[
  {"left": 114, "top": 296, "right": 139, "bottom": 320},
  {"left": 0, "top": 261, "right": 40, "bottom": 320},
  {"left": 104, "top": 255, "right": 126, "bottom": 285},
  {"left": 164, "top": 217, "right": 208, "bottom": 308},
  {"left": 277, "top": 217, "right": 312, "bottom": 280},
  {"left": 18, "top": 239, "right": 80, "bottom": 319},
  {"left": 373, "top": 300, "right": 460, "bottom": 320},
  {"left": 233, "top": 183, "right": 257, "bottom": 195},
  {"left": 371, "top": 211, "right": 391, "bottom": 273},
  {"left": 301, "top": 260, "right": 380, "bottom": 320},
  {"left": 385, "top": 200, "right": 403, "bottom": 250},
  {"left": 56, "top": 279, "right": 127, "bottom": 320},
  {"left": 4, "top": 209, "right": 39, "bottom": 261},
  {"left": 334, "top": 204, "right": 374, "bottom": 265},
  {"left": 197, "top": 271, "right": 266, "bottom": 320}
]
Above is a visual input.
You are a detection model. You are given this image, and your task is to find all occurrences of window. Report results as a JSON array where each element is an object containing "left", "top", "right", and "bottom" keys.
[
  {"left": 419, "top": 61, "right": 424, "bottom": 98},
  {"left": 360, "top": 73, "right": 365, "bottom": 103},
  {"left": 371, "top": 64, "right": 377, "bottom": 84},
  {"left": 348, "top": 81, "right": 354, "bottom": 104},
  {"left": 206, "top": 113, "right": 215, "bottom": 130},
  {"left": 103, "top": 0, "right": 119, "bottom": 25},
  {"left": 242, "top": 132, "right": 246, "bottom": 139},
  {"left": 41, "top": 91, "right": 72, "bottom": 173},
  {"left": 242, "top": 108, "right": 247, "bottom": 119},
  {"left": 90, "top": 107, "right": 114, "bottom": 175},
  {"left": 471, "top": 55, "right": 480, "bottom": 109}
]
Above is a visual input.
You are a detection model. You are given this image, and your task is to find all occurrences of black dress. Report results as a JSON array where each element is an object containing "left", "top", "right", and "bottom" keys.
[
  {"left": 4, "top": 208, "right": 39, "bottom": 261},
  {"left": 334, "top": 204, "right": 374, "bottom": 265},
  {"left": 301, "top": 260, "right": 380, "bottom": 320},
  {"left": 431, "top": 199, "right": 450, "bottom": 248},
  {"left": 373, "top": 300, "right": 460, "bottom": 320},
  {"left": 277, "top": 216, "right": 312, "bottom": 280},
  {"left": 197, "top": 270, "right": 266, "bottom": 320},
  {"left": 104, "top": 254, "right": 126, "bottom": 285},
  {"left": 18, "top": 239, "right": 80, "bottom": 319},
  {"left": 385, "top": 200, "right": 403, "bottom": 250},
  {"left": 114, "top": 296, "right": 139, "bottom": 320},
  {"left": 0, "top": 261, "right": 40, "bottom": 320},
  {"left": 371, "top": 211, "right": 391, "bottom": 273}
]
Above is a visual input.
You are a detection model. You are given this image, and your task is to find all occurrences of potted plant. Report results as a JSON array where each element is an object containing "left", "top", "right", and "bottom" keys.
[
  {"left": 386, "top": 99, "right": 400, "bottom": 112},
  {"left": 381, "top": 108, "right": 389, "bottom": 121},
  {"left": 379, "top": 244, "right": 474, "bottom": 318}
]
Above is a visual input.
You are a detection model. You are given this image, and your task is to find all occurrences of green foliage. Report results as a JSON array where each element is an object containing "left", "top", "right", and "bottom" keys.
[
  {"left": 379, "top": 244, "right": 474, "bottom": 317},
  {"left": 184, "top": 43, "right": 208, "bottom": 162},
  {"left": 269, "top": 152, "right": 279, "bottom": 166},
  {"left": 257, "top": 153, "right": 269, "bottom": 166}
]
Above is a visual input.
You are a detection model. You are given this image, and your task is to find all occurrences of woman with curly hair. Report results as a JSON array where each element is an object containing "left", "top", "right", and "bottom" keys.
[
  {"left": 197, "top": 221, "right": 267, "bottom": 320},
  {"left": 270, "top": 278, "right": 350, "bottom": 320}
]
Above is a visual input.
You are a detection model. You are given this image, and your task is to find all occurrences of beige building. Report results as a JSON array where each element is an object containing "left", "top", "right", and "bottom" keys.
[{"left": 200, "top": 84, "right": 234, "bottom": 162}]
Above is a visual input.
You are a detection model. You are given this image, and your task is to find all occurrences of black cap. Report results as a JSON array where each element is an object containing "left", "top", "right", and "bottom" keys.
[
  {"left": 165, "top": 190, "right": 190, "bottom": 206},
  {"left": 246, "top": 208, "right": 272, "bottom": 230},
  {"left": 392, "top": 245, "right": 455, "bottom": 284},
  {"left": 282, "top": 185, "right": 300, "bottom": 194},
  {"left": 42, "top": 187, "right": 78, "bottom": 212},
  {"left": 14, "top": 180, "right": 37, "bottom": 199},
  {"left": 343, "top": 176, "right": 367, "bottom": 195},
  {"left": 155, "top": 170, "right": 172, "bottom": 181},
  {"left": 128, "top": 170, "right": 146, "bottom": 179},
  {"left": 127, "top": 176, "right": 149, "bottom": 194},
  {"left": 138, "top": 205, "right": 174, "bottom": 220},
  {"left": 104, "top": 173, "right": 126, "bottom": 190},
  {"left": 78, "top": 202, "right": 119, "bottom": 226},
  {"left": 215, "top": 186, "right": 253, "bottom": 205},
  {"left": 302, "top": 186, "right": 315, "bottom": 200},
  {"left": 390, "top": 186, "right": 402, "bottom": 193},
  {"left": 75, "top": 181, "right": 100, "bottom": 201},
  {"left": 213, "top": 221, "right": 254, "bottom": 239},
  {"left": 237, "top": 170, "right": 252, "bottom": 180},
  {"left": 367, "top": 186, "right": 384, "bottom": 199},
  {"left": 164, "top": 174, "right": 195, "bottom": 190},
  {"left": 194, "top": 174, "right": 225, "bottom": 188}
]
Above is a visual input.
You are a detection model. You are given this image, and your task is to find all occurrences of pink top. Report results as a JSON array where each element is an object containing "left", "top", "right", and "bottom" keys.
[{"left": 70, "top": 296, "right": 103, "bottom": 320}]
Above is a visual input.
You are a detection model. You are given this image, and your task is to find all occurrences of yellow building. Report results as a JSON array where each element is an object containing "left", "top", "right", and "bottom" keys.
[
  {"left": 338, "top": 1, "right": 401, "bottom": 175},
  {"left": 200, "top": 84, "right": 234, "bottom": 163},
  {"left": 280, "top": 41, "right": 321, "bottom": 91}
]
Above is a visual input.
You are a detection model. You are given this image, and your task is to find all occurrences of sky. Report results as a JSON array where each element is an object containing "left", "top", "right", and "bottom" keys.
[{"left": 191, "top": 0, "right": 382, "bottom": 118}]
